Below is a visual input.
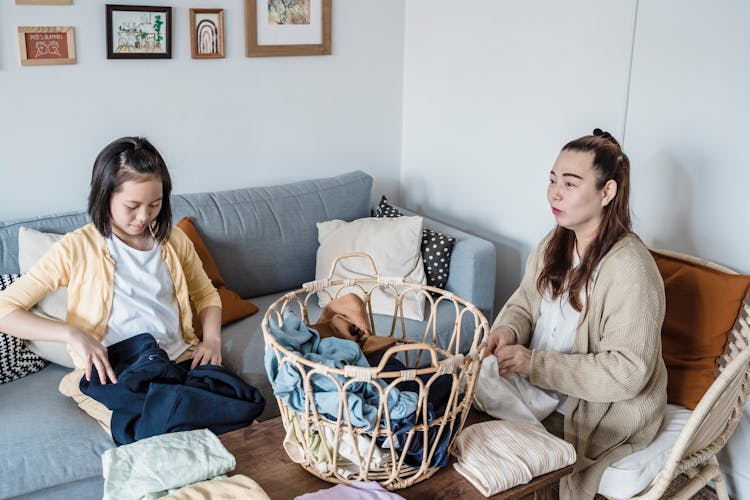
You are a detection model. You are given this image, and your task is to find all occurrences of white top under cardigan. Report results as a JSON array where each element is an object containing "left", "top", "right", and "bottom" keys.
[
  {"left": 474, "top": 250, "right": 594, "bottom": 424},
  {"left": 103, "top": 234, "right": 189, "bottom": 360}
]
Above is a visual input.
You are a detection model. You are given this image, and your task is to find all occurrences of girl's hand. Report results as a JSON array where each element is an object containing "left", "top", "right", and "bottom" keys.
[
  {"left": 495, "top": 344, "right": 532, "bottom": 377},
  {"left": 485, "top": 327, "right": 516, "bottom": 358},
  {"left": 191, "top": 337, "right": 222, "bottom": 369},
  {"left": 67, "top": 327, "right": 117, "bottom": 384}
]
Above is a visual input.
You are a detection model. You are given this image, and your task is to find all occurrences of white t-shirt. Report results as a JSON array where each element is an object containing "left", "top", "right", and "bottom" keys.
[{"left": 103, "top": 234, "right": 190, "bottom": 360}]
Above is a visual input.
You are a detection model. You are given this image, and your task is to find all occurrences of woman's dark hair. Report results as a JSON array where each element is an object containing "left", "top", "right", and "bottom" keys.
[
  {"left": 88, "top": 136, "right": 172, "bottom": 242},
  {"left": 537, "top": 128, "right": 632, "bottom": 312}
]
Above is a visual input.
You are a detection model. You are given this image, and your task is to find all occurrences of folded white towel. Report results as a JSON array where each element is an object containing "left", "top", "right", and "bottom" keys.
[{"left": 451, "top": 421, "right": 576, "bottom": 497}]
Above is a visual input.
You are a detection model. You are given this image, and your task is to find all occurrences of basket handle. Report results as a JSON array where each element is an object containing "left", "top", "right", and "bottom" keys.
[
  {"left": 373, "top": 342, "right": 441, "bottom": 370},
  {"left": 326, "top": 252, "right": 380, "bottom": 280}
]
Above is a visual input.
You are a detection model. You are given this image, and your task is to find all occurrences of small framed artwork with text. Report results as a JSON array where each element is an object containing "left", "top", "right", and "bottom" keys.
[
  {"left": 106, "top": 4, "right": 172, "bottom": 59},
  {"left": 17, "top": 26, "right": 76, "bottom": 66},
  {"left": 190, "top": 8, "right": 225, "bottom": 59}
]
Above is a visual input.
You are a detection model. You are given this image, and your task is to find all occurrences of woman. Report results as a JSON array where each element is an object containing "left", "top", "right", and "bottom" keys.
[
  {"left": 0, "top": 137, "right": 264, "bottom": 444},
  {"left": 485, "top": 129, "right": 667, "bottom": 499}
]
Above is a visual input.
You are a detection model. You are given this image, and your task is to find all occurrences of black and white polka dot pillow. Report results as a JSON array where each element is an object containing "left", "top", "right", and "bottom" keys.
[
  {"left": 1, "top": 274, "right": 48, "bottom": 384},
  {"left": 375, "top": 196, "right": 456, "bottom": 290}
]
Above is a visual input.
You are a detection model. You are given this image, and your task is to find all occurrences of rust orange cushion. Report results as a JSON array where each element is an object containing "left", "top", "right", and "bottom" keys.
[
  {"left": 652, "top": 251, "right": 750, "bottom": 409},
  {"left": 176, "top": 217, "right": 259, "bottom": 337}
]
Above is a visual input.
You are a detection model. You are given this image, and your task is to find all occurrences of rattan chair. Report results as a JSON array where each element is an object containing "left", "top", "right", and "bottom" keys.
[{"left": 616, "top": 250, "right": 750, "bottom": 500}]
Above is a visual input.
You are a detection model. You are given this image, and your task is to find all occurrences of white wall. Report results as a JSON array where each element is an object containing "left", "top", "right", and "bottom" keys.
[
  {"left": 401, "top": 0, "right": 638, "bottom": 309},
  {"left": 625, "top": 1, "right": 750, "bottom": 276},
  {"left": 0, "top": 0, "right": 405, "bottom": 221},
  {"left": 402, "top": 0, "right": 750, "bottom": 311}
]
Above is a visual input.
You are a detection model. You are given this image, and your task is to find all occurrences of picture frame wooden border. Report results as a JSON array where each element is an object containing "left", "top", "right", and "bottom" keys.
[
  {"left": 245, "top": 0, "right": 331, "bottom": 57},
  {"left": 190, "top": 8, "right": 225, "bottom": 59},
  {"left": 15, "top": 0, "right": 72, "bottom": 5},
  {"left": 17, "top": 26, "right": 76, "bottom": 66},
  {"left": 106, "top": 4, "right": 172, "bottom": 60}
]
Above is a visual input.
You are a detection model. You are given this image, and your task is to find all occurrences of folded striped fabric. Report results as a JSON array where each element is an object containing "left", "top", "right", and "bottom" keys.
[{"left": 451, "top": 420, "right": 576, "bottom": 497}]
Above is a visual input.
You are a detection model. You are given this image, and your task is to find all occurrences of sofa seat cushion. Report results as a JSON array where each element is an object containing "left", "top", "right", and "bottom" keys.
[
  {"left": 0, "top": 364, "right": 113, "bottom": 498},
  {"left": 598, "top": 403, "right": 692, "bottom": 498}
]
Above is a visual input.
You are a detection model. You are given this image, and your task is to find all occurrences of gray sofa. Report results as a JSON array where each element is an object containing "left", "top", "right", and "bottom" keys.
[{"left": 0, "top": 171, "right": 496, "bottom": 499}]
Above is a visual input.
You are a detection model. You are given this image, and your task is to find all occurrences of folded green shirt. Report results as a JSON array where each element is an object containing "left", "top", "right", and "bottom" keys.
[{"left": 102, "top": 429, "right": 236, "bottom": 500}]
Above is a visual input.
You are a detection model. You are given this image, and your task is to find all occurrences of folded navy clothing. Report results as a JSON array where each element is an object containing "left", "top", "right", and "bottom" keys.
[{"left": 81, "top": 333, "right": 265, "bottom": 446}]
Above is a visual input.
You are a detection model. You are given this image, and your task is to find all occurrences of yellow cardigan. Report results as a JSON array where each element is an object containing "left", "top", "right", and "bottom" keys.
[{"left": 0, "top": 223, "right": 221, "bottom": 351}]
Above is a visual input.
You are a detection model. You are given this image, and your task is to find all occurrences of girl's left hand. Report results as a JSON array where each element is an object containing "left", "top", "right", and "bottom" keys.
[
  {"left": 495, "top": 344, "right": 532, "bottom": 377},
  {"left": 191, "top": 338, "right": 222, "bottom": 369}
]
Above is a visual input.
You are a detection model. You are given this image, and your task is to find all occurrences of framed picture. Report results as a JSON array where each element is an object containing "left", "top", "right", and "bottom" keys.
[
  {"left": 190, "top": 8, "right": 225, "bottom": 59},
  {"left": 15, "top": 0, "right": 72, "bottom": 4},
  {"left": 245, "top": 0, "right": 331, "bottom": 57},
  {"left": 17, "top": 26, "right": 76, "bottom": 66},
  {"left": 106, "top": 4, "right": 172, "bottom": 59}
]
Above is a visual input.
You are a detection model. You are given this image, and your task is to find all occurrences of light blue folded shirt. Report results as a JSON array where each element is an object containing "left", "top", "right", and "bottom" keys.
[
  {"left": 265, "top": 311, "right": 417, "bottom": 431},
  {"left": 102, "top": 428, "right": 236, "bottom": 500}
]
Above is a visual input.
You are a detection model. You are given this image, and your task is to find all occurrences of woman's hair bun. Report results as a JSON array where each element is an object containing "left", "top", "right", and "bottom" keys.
[{"left": 593, "top": 128, "right": 619, "bottom": 146}]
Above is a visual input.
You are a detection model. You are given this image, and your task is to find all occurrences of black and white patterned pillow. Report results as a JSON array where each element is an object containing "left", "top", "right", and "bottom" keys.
[
  {"left": 375, "top": 196, "right": 456, "bottom": 290},
  {"left": 1, "top": 274, "right": 48, "bottom": 384}
]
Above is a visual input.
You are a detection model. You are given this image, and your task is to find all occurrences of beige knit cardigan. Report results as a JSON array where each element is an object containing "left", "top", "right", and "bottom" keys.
[{"left": 492, "top": 233, "right": 668, "bottom": 499}]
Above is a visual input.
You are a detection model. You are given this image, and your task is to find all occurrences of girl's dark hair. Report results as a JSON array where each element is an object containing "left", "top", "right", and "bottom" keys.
[
  {"left": 88, "top": 136, "right": 172, "bottom": 242},
  {"left": 537, "top": 128, "right": 632, "bottom": 312}
]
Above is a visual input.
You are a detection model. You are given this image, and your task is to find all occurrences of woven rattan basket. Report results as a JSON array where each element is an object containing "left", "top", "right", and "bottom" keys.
[{"left": 262, "top": 253, "right": 490, "bottom": 490}]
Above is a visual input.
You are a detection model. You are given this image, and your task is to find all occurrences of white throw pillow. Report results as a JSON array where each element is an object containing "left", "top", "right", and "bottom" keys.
[
  {"left": 18, "top": 226, "right": 74, "bottom": 368},
  {"left": 316, "top": 216, "right": 426, "bottom": 321}
]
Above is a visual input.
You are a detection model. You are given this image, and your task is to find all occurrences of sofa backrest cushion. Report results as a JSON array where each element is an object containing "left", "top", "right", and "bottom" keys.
[
  {"left": 171, "top": 171, "right": 372, "bottom": 298},
  {"left": 0, "top": 171, "right": 373, "bottom": 299},
  {"left": 0, "top": 211, "right": 90, "bottom": 275},
  {"left": 175, "top": 216, "right": 259, "bottom": 336},
  {"left": 652, "top": 250, "right": 750, "bottom": 409}
]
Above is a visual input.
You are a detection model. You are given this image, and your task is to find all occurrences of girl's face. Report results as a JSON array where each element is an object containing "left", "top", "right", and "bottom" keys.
[
  {"left": 109, "top": 176, "right": 163, "bottom": 245},
  {"left": 547, "top": 150, "right": 614, "bottom": 239}
]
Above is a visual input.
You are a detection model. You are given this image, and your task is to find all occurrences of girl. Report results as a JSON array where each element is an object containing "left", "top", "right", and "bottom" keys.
[
  {"left": 481, "top": 129, "right": 667, "bottom": 499},
  {"left": 0, "top": 137, "right": 263, "bottom": 444}
]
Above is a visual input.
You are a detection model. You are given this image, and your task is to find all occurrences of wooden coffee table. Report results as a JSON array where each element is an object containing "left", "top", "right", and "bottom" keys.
[{"left": 220, "top": 410, "right": 574, "bottom": 499}]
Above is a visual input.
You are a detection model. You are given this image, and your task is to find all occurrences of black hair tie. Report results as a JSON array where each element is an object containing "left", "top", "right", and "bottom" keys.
[{"left": 593, "top": 128, "right": 617, "bottom": 145}]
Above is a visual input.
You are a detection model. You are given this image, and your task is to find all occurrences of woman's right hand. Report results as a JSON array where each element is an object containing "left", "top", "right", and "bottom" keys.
[
  {"left": 66, "top": 327, "right": 117, "bottom": 384},
  {"left": 485, "top": 327, "right": 516, "bottom": 359}
]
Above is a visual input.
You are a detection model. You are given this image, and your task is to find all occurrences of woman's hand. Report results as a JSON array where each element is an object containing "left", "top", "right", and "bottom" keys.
[
  {"left": 495, "top": 344, "right": 532, "bottom": 377},
  {"left": 66, "top": 327, "right": 117, "bottom": 384},
  {"left": 485, "top": 327, "right": 516, "bottom": 358},
  {"left": 191, "top": 336, "right": 222, "bottom": 369}
]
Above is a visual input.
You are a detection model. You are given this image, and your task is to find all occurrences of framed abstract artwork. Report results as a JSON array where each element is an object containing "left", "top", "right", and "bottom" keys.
[
  {"left": 106, "top": 4, "right": 172, "bottom": 59},
  {"left": 190, "top": 8, "right": 225, "bottom": 59},
  {"left": 17, "top": 26, "right": 76, "bottom": 66},
  {"left": 245, "top": 0, "right": 331, "bottom": 57}
]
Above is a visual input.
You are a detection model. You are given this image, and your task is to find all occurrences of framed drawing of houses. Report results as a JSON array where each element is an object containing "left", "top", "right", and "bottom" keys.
[
  {"left": 190, "top": 8, "right": 225, "bottom": 59},
  {"left": 17, "top": 26, "right": 76, "bottom": 66},
  {"left": 106, "top": 4, "right": 172, "bottom": 59},
  {"left": 245, "top": 0, "right": 331, "bottom": 57}
]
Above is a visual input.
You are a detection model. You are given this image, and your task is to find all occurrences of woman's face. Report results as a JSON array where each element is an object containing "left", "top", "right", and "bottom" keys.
[
  {"left": 109, "top": 176, "right": 163, "bottom": 244},
  {"left": 547, "top": 150, "right": 612, "bottom": 238}
]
